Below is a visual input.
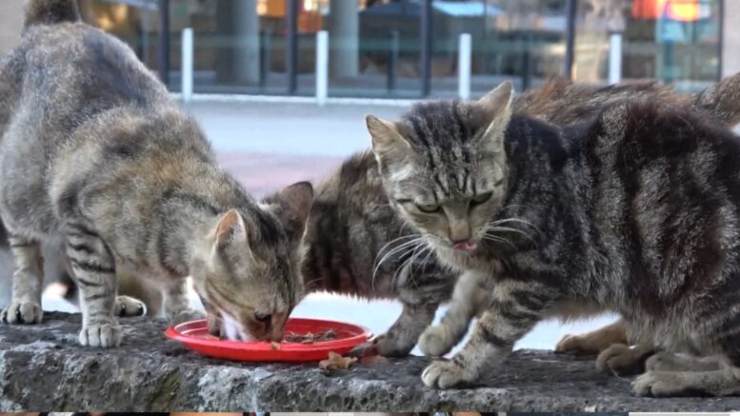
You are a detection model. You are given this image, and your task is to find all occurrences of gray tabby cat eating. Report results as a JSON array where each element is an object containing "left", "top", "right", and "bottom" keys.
[
  {"left": 0, "top": 0, "right": 312, "bottom": 347},
  {"left": 367, "top": 80, "right": 740, "bottom": 396}
]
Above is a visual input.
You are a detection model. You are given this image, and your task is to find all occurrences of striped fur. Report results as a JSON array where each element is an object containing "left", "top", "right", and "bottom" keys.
[
  {"left": 369, "top": 81, "right": 740, "bottom": 396},
  {"left": 301, "top": 151, "right": 456, "bottom": 356},
  {"left": 515, "top": 75, "right": 740, "bottom": 127},
  {"left": 299, "top": 75, "right": 740, "bottom": 358},
  {"left": 0, "top": 0, "right": 312, "bottom": 347}
]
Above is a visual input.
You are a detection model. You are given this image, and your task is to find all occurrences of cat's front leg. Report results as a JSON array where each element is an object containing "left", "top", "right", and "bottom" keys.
[
  {"left": 1, "top": 235, "right": 44, "bottom": 324},
  {"left": 422, "top": 280, "right": 555, "bottom": 389},
  {"left": 162, "top": 279, "right": 204, "bottom": 324},
  {"left": 419, "top": 269, "right": 492, "bottom": 357},
  {"left": 65, "top": 226, "right": 121, "bottom": 348},
  {"left": 352, "top": 301, "right": 438, "bottom": 357}
]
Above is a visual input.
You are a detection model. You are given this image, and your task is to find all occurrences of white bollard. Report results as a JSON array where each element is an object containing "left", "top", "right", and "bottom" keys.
[
  {"left": 181, "top": 27, "right": 194, "bottom": 103},
  {"left": 458, "top": 33, "right": 472, "bottom": 100},
  {"left": 316, "top": 30, "right": 329, "bottom": 106},
  {"left": 608, "top": 32, "right": 623, "bottom": 85}
]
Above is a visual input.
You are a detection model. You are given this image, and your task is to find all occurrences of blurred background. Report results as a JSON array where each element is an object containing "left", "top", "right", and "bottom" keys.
[
  {"left": 0, "top": 0, "right": 738, "bottom": 353},
  {"left": 1, "top": 0, "right": 733, "bottom": 95}
]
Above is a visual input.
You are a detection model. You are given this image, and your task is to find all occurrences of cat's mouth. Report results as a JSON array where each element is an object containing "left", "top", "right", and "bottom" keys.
[{"left": 452, "top": 240, "right": 478, "bottom": 253}]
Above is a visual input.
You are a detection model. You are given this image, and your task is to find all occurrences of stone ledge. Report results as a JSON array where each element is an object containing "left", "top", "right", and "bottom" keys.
[{"left": 1, "top": 312, "right": 738, "bottom": 412}]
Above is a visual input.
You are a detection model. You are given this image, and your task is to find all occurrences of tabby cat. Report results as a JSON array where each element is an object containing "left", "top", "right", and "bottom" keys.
[
  {"left": 420, "top": 72, "right": 740, "bottom": 375},
  {"left": 0, "top": 0, "right": 312, "bottom": 347},
  {"left": 367, "top": 80, "right": 740, "bottom": 396},
  {"left": 300, "top": 74, "right": 740, "bottom": 359}
]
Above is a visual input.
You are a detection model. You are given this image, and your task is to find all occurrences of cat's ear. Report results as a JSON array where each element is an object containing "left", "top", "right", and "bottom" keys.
[
  {"left": 476, "top": 81, "right": 514, "bottom": 152},
  {"left": 273, "top": 181, "right": 314, "bottom": 241},
  {"left": 478, "top": 81, "right": 514, "bottom": 118},
  {"left": 214, "top": 209, "right": 248, "bottom": 249},
  {"left": 366, "top": 115, "right": 410, "bottom": 162}
]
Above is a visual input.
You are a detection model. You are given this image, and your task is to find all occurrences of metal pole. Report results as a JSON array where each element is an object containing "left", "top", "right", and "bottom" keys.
[
  {"left": 419, "top": 0, "right": 432, "bottom": 97},
  {"left": 387, "top": 30, "right": 400, "bottom": 93},
  {"left": 181, "top": 28, "right": 194, "bottom": 102},
  {"left": 718, "top": 0, "right": 725, "bottom": 78},
  {"left": 260, "top": 30, "right": 271, "bottom": 88},
  {"left": 608, "top": 31, "right": 623, "bottom": 84},
  {"left": 286, "top": 0, "right": 299, "bottom": 94},
  {"left": 158, "top": 0, "right": 170, "bottom": 85},
  {"left": 458, "top": 33, "right": 472, "bottom": 100},
  {"left": 563, "top": 0, "right": 577, "bottom": 80},
  {"left": 316, "top": 31, "right": 329, "bottom": 105}
]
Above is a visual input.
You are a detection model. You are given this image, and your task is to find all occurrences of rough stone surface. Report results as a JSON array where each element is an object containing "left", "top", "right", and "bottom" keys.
[{"left": 1, "top": 313, "right": 739, "bottom": 411}]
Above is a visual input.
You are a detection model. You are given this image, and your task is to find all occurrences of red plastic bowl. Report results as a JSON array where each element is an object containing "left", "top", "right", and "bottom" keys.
[{"left": 165, "top": 317, "right": 372, "bottom": 362}]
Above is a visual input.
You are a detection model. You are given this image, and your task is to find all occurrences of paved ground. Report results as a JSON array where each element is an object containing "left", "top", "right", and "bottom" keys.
[
  {"left": 4, "top": 312, "right": 739, "bottom": 411},
  {"left": 180, "top": 100, "right": 405, "bottom": 196}
]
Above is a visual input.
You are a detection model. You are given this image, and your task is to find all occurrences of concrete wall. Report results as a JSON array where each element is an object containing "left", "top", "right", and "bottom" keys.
[
  {"left": 0, "top": 1, "right": 24, "bottom": 55},
  {"left": 723, "top": 0, "right": 740, "bottom": 77}
]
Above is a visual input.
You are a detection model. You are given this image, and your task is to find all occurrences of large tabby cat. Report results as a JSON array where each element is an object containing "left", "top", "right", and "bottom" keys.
[
  {"left": 302, "top": 74, "right": 740, "bottom": 359},
  {"left": 0, "top": 0, "right": 312, "bottom": 347},
  {"left": 367, "top": 80, "right": 740, "bottom": 396}
]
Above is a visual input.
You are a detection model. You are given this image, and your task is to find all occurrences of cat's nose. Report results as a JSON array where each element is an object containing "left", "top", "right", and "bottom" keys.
[{"left": 449, "top": 221, "right": 471, "bottom": 243}]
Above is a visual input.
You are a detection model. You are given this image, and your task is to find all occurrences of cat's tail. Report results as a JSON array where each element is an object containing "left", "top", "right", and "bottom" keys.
[
  {"left": 24, "top": 0, "right": 81, "bottom": 30},
  {"left": 694, "top": 72, "right": 740, "bottom": 127}
]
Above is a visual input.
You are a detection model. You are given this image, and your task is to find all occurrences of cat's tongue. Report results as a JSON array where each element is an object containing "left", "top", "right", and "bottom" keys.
[{"left": 453, "top": 240, "right": 478, "bottom": 253}]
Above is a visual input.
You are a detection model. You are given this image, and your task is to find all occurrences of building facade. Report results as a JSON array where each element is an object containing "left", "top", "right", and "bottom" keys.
[{"left": 1, "top": 0, "right": 738, "bottom": 98}]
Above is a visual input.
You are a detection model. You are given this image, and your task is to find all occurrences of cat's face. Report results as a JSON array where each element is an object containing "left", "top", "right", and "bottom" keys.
[
  {"left": 191, "top": 182, "right": 313, "bottom": 342},
  {"left": 367, "top": 82, "right": 513, "bottom": 260}
]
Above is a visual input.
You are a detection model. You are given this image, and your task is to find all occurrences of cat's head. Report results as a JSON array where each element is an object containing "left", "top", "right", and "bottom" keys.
[
  {"left": 190, "top": 182, "right": 313, "bottom": 342},
  {"left": 366, "top": 82, "right": 513, "bottom": 261}
]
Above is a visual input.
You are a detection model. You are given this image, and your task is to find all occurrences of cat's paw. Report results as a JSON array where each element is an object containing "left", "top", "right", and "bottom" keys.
[
  {"left": 421, "top": 360, "right": 474, "bottom": 389},
  {"left": 349, "top": 340, "right": 379, "bottom": 358},
  {"left": 79, "top": 321, "right": 122, "bottom": 348},
  {"left": 632, "top": 371, "right": 688, "bottom": 397},
  {"left": 596, "top": 343, "right": 646, "bottom": 376},
  {"left": 349, "top": 333, "right": 413, "bottom": 358},
  {"left": 114, "top": 295, "right": 147, "bottom": 318},
  {"left": 168, "top": 308, "right": 205, "bottom": 324},
  {"left": 645, "top": 351, "right": 720, "bottom": 372},
  {"left": 0, "top": 301, "right": 43, "bottom": 324},
  {"left": 555, "top": 333, "right": 599, "bottom": 355},
  {"left": 645, "top": 352, "right": 684, "bottom": 372},
  {"left": 419, "top": 324, "right": 457, "bottom": 357}
]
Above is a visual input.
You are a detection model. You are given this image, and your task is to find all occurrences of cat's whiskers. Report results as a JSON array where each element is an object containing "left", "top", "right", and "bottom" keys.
[
  {"left": 393, "top": 241, "right": 430, "bottom": 286},
  {"left": 372, "top": 236, "right": 424, "bottom": 289},
  {"left": 487, "top": 225, "right": 535, "bottom": 243},
  {"left": 481, "top": 234, "right": 517, "bottom": 249},
  {"left": 376, "top": 234, "right": 422, "bottom": 258},
  {"left": 490, "top": 217, "right": 542, "bottom": 234},
  {"left": 374, "top": 237, "right": 424, "bottom": 269},
  {"left": 480, "top": 216, "right": 542, "bottom": 249}
]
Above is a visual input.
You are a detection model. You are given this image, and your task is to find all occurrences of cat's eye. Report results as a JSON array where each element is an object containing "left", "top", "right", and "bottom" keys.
[
  {"left": 255, "top": 312, "right": 271, "bottom": 323},
  {"left": 471, "top": 192, "right": 493, "bottom": 205},
  {"left": 416, "top": 203, "right": 441, "bottom": 213}
]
